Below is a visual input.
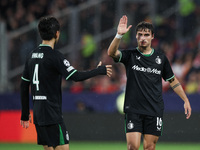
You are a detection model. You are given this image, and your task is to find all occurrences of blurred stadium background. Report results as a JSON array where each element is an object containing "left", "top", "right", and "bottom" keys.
[{"left": 0, "top": 0, "right": 200, "bottom": 149}]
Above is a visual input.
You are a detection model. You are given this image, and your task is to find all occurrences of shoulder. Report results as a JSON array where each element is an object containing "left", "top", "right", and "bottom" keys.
[
  {"left": 154, "top": 49, "right": 165, "bottom": 55},
  {"left": 53, "top": 50, "right": 64, "bottom": 57},
  {"left": 25, "top": 47, "right": 38, "bottom": 61},
  {"left": 153, "top": 49, "right": 167, "bottom": 59},
  {"left": 121, "top": 48, "right": 137, "bottom": 54}
]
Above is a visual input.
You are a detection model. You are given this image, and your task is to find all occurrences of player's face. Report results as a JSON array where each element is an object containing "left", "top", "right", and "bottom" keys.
[{"left": 136, "top": 29, "right": 154, "bottom": 48}]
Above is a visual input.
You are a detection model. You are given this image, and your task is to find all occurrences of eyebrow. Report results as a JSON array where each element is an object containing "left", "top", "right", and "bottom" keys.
[{"left": 137, "top": 32, "right": 151, "bottom": 35}]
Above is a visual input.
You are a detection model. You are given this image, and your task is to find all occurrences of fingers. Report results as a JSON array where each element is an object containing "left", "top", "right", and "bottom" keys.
[
  {"left": 124, "top": 15, "right": 127, "bottom": 25},
  {"left": 98, "top": 62, "right": 112, "bottom": 77},
  {"left": 107, "top": 70, "right": 112, "bottom": 77},
  {"left": 105, "top": 65, "right": 112, "bottom": 68},
  {"left": 185, "top": 108, "right": 191, "bottom": 119},
  {"left": 118, "top": 15, "right": 132, "bottom": 35},
  {"left": 127, "top": 25, "right": 132, "bottom": 31},
  {"left": 119, "top": 15, "right": 127, "bottom": 24},
  {"left": 184, "top": 103, "right": 192, "bottom": 119},
  {"left": 29, "top": 114, "right": 32, "bottom": 123},
  {"left": 106, "top": 65, "right": 112, "bottom": 77},
  {"left": 20, "top": 120, "right": 29, "bottom": 129}
]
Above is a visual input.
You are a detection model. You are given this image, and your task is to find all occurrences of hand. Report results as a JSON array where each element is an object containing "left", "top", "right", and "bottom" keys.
[
  {"left": 184, "top": 101, "right": 191, "bottom": 119},
  {"left": 20, "top": 114, "right": 32, "bottom": 129},
  {"left": 117, "top": 15, "right": 132, "bottom": 35},
  {"left": 97, "top": 61, "right": 112, "bottom": 77}
]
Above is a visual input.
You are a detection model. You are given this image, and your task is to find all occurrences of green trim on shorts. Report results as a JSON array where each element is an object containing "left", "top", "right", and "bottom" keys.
[
  {"left": 59, "top": 124, "right": 65, "bottom": 145},
  {"left": 125, "top": 114, "right": 127, "bottom": 133},
  {"left": 161, "top": 121, "right": 163, "bottom": 136}
]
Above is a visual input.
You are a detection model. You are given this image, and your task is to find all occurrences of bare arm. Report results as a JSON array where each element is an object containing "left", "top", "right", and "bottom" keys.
[
  {"left": 107, "top": 15, "right": 132, "bottom": 60},
  {"left": 169, "top": 77, "right": 192, "bottom": 119}
]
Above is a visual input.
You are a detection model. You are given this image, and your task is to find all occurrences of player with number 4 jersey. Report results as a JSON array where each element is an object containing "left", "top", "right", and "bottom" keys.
[{"left": 20, "top": 16, "right": 112, "bottom": 150}]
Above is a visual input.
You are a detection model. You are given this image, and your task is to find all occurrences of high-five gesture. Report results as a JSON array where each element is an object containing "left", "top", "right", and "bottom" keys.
[{"left": 117, "top": 15, "right": 132, "bottom": 35}]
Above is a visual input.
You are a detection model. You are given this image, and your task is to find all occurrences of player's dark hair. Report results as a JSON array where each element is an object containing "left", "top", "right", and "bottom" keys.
[
  {"left": 38, "top": 16, "right": 60, "bottom": 40},
  {"left": 136, "top": 21, "right": 154, "bottom": 35}
]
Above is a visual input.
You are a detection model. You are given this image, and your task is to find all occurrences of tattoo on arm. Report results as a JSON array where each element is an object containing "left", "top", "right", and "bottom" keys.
[{"left": 171, "top": 83, "right": 181, "bottom": 90}]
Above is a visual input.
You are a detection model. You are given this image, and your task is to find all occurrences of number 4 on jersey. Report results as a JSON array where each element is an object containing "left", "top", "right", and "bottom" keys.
[{"left": 33, "top": 64, "right": 39, "bottom": 91}]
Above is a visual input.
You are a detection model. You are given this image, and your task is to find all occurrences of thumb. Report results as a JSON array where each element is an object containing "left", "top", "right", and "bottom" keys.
[
  {"left": 127, "top": 25, "right": 132, "bottom": 31},
  {"left": 29, "top": 114, "right": 32, "bottom": 123},
  {"left": 97, "top": 61, "right": 102, "bottom": 67},
  {"left": 185, "top": 108, "right": 188, "bottom": 115}
]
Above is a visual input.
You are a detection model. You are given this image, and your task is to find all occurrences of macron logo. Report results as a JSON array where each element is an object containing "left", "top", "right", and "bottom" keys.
[{"left": 132, "top": 65, "right": 161, "bottom": 75}]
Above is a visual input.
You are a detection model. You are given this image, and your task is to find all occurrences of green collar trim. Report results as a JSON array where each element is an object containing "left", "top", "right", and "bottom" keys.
[
  {"left": 136, "top": 47, "right": 154, "bottom": 57},
  {"left": 39, "top": 44, "right": 51, "bottom": 47}
]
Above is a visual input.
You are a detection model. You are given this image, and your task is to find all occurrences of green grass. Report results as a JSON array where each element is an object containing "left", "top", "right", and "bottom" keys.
[{"left": 0, "top": 142, "right": 200, "bottom": 150}]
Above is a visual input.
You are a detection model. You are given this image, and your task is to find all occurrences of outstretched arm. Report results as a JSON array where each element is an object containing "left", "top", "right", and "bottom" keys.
[
  {"left": 107, "top": 15, "right": 132, "bottom": 60},
  {"left": 169, "top": 77, "right": 192, "bottom": 119},
  {"left": 70, "top": 61, "right": 112, "bottom": 82}
]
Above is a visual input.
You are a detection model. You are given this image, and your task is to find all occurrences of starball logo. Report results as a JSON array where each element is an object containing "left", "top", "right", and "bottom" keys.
[{"left": 132, "top": 65, "right": 161, "bottom": 75}]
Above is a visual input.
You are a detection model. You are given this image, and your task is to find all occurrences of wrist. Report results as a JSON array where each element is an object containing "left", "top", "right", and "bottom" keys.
[
  {"left": 97, "top": 66, "right": 106, "bottom": 75},
  {"left": 115, "top": 33, "right": 123, "bottom": 39}
]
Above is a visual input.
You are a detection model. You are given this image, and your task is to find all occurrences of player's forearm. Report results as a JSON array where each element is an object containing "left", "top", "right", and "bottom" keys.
[
  {"left": 170, "top": 77, "right": 189, "bottom": 103},
  {"left": 107, "top": 37, "right": 121, "bottom": 59},
  {"left": 70, "top": 66, "right": 106, "bottom": 82},
  {"left": 20, "top": 80, "right": 30, "bottom": 121}
]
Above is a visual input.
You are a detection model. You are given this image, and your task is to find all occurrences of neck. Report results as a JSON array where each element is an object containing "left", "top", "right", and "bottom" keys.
[
  {"left": 42, "top": 39, "right": 55, "bottom": 49},
  {"left": 138, "top": 46, "right": 152, "bottom": 54}
]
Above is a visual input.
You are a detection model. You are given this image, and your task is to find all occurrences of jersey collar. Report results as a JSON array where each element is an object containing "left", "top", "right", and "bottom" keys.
[
  {"left": 39, "top": 44, "right": 51, "bottom": 47},
  {"left": 136, "top": 47, "right": 154, "bottom": 57}
]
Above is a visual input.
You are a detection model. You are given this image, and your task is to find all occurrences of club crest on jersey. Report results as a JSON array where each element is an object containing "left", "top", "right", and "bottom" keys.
[
  {"left": 63, "top": 59, "right": 70, "bottom": 67},
  {"left": 127, "top": 121, "right": 134, "bottom": 130},
  {"left": 155, "top": 56, "right": 161, "bottom": 64}
]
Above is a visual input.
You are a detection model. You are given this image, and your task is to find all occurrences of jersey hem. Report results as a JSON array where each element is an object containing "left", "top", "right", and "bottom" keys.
[{"left": 21, "top": 76, "right": 30, "bottom": 82}]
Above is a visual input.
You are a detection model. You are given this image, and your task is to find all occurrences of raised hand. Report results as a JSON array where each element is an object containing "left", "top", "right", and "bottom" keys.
[{"left": 117, "top": 15, "right": 132, "bottom": 35}]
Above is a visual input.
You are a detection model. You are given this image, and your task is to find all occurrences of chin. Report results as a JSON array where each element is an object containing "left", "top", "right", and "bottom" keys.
[{"left": 140, "top": 46, "right": 147, "bottom": 49}]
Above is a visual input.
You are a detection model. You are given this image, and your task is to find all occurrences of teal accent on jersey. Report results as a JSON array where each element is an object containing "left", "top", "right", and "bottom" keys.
[
  {"left": 59, "top": 124, "right": 65, "bottom": 145},
  {"left": 166, "top": 75, "right": 175, "bottom": 81},
  {"left": 21, "top": 77, "right": 30, "bottom": 82},
  {"left": 119, "top": 51, "right": 122, "bottom": 62},
  {"left": 66, "top": 70, "right": 77, "bottom": 80},
  {"left": 39, "top": 44, "right": 51, "bottom": 47},
  {"left": 125, "top": 114, "right": 127, "bottom": 133},
  {"left": 136, "top": 47, "right": 154, "bottom": 57}
]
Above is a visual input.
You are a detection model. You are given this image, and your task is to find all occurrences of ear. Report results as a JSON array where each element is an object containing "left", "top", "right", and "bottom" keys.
[
  {"left": 55, "top": 31, "right": 60, "bottom": 39},
  {"left": 152, "top": 33, "right": 154, "bottom": 40}
]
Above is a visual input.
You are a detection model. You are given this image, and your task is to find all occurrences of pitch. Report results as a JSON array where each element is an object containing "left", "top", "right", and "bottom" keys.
[{"left": 0, "top": 142, "right": 200, "bottom": 150}]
